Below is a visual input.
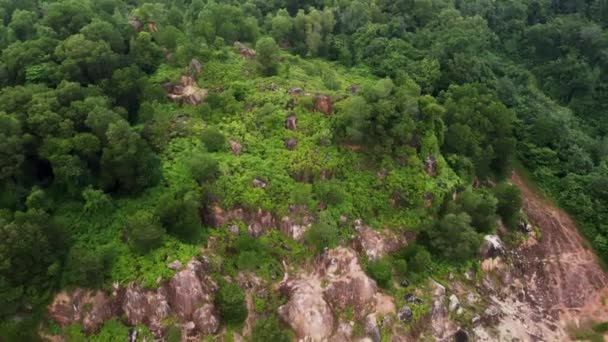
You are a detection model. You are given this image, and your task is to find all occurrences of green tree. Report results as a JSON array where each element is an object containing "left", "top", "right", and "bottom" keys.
[
  {"left": 256, "top": 37, "right": 280, "bottom": 76},
  {"left": 184, "top": 151, "right": 219, "bottom": 185},
  {"left": 125, "top": 210, "right": 165, "bottom": 253},
  {"left": 493, "top": 182, "right": 522, "bottom": 228},
  {"left": 304, "top": 212, "right": 340, "bottom": 252},
  {"left": 252, "top": 316, "right": 292, "bottom": 342},
  {"left": 426, "top": 213, "right": 482, "bottom": 262},
  {"left": 130, "top": 32, "right": 163, "bottom": 73},
  {"left": 366, "top": 258, "right": 392, "bottom": 288},
  {"left": 157, "top": 188, "right": 202, "bottom": 242},
  {"left": 0, "top": 112, "right": 26, "bottom": 180}
]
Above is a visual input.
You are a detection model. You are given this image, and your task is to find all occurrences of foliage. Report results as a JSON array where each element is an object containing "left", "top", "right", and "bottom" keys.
[
  {"left": 251, "top": 316, "right": 293, "bottom": 342},
  {"left": 125, "top": 210, "right": 164, "bottom": 254},
  {"left": 256, "top": 37, "right": 280, "bottom": 76},
  {"left": 304, "top": 212, "right": 340, "bottom": 253},
  {"left": 215, "top": 280, "right": 247, "bottom": 326},
  {"left": 366, "top": 257, "right": 392, "bottom": 288}
]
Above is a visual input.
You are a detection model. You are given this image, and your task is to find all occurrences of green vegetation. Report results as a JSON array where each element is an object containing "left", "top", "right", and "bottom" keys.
[{"left": 0, "top": 0, "right": 606, "bottom": 339}]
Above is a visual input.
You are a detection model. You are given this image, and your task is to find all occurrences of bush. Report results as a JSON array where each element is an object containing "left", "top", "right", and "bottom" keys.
[
  {"left": 200, "top": 127, "right": 226, "bottom": 152},
  {"left": 426, "top": 213, "right": 482, "bottom": 262},
  {"left": 406, "top": 245, "right": 433, "bottom": 275},
  {"left": 252, "top": 316, "right": 292, "bottom": 342},
  {"left": 256, "top": 37, "right": 280, "bottom": 76},
  {"left": 157, "top": 188, "right": 203, "bottom": 242},
  {"left": 215, "top": 281, "right": 247, "bottom": 326},
  {"left": 184, "top": 151, "right": 219, "bottom": 184},
  {"left": 304, "top": 212, "right": 340, "bottom": 253},
  {"left": 125, "top": 210, "right": 164, "bottom": 253},
  {"left": 392, "top": 258, "right": 408, "bottom": 277},
  {"left": 63, "top": 246, "right": 114, "bottom": 288},
  {"left": 314, "top": 181, "right": 346, "bottom": 207},
  {"left": 366, "top": 258, "right": 392, "bottom": 288}
]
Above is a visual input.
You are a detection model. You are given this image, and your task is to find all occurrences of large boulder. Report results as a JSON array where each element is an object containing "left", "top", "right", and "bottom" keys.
[
  {"left": 479, "top": 235, "right": 505, "bottom": 259},
  {"left": 48, "top": 289, "right": 118, "bottom": 333},
  {"left": 278, "top": 278, "right": 335, "bottom": 341},
  {"left": 193, "top": 303, "right": 220, "bottom": 335},
  {"left": 165, "top": 75, "right": 208, "bottom": 105}
]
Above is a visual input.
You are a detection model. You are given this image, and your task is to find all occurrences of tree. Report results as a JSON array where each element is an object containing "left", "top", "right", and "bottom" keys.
[
  {"left": 184, "top": 151, "right": 219, "bottom": 184},
  {"left": 157, "top": 188, "right": 202, "bottom": 242},
  {"left": 426, "top": 213, "right": 482, "bottom": 262},
  {"left": 215, "top": 281, "right": 247, "bottom": 326},
  {"left": 256, "top": 37, "right": 280, "bottom": 76},
  {"left": 0, "top": 112, "right": 26, "bottom": 180},
  {"left": 63, "top": 245, "right": 113, "bottom": 288},
  {"left": 304, "top": 212, "right": 340, "bottom": 252},
  {"left": 493, "top": 182, "right": 522, "bottom": 228},
  {"left": 125, "top": 210, "right": 165, "bottom": 253},
  {"left": 8, "top": 10, "right": 38, "bottom": 41},
  {"left": 100, "top": 120, "right": 160, "bottom": 193},
  {"left": 130, "top": 32, "right": 163, "bottom": 73}
]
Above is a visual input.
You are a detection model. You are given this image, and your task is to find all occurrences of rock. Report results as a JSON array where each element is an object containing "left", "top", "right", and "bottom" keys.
[
  {"left": 48, "top": 289, "right": 116, "bottom": 333},
  {"left": 168, "top": 260, "right": 183, "bottom": 271},
  {"left": 314, "top": 95, "right": 332, "bottom": 115},
  {"left": 129, "top": 19, "right": 143, "bottom": 32},
  {"left": 471, "top": 315, "right": 481, "bottom": 325},
  {"left": 234, "top": 41, "right": 256, "bottom": 59},
  {"left": 189, "top": 58, "right": 203, "bottom": 76},
  {"left": 285, "top": 138, "right": 298, "bottom": 150},
  {"left": 397, "top": 305, "right": 413, "bottom": 322},
  {"left": 229, "top": 140, "right": 242, "bottom": 155},
  {"left": 479, "top": 235, "right": 505, "bottom": 259},
  {"left": 122, "top": 284, "right": 171, "bottom": 335},
  {"left": 193, "top": 303, "right": 220, "bottom": 335},
  {"left": 128, "top": 328, "right": 137, "bottom": 342},
  {"left": 228, "top": 225, "right": 240, "bottom": 235},
  {"left": 400, "top": 279, "right": 410, "bottom": 288},
  {"left": 449, "top": 294, "right": 460, "bottom": 312},
  {"left": 482, "top": 305, "right": 502, "bottom": 324},
  {"left": 277, "top": 279, "right": 334, "bottom": 341},
  {"left": 166, "top": 260, "right": 217, "bottom": 319},
  {"left": 429, "top": 279, "right": 451, "bottom": 340},
  {"left": 454, "top": 328, "right": 470, "bottom": 342},
  {"left": 204, "top": 204, "right": 245, "bottom": 227},
  {"left": 425, "top": 156, "right": 437, "bottom": 176},
  {"left": 285, "top": 114, "right": 297, "bottom": 130},
  {"left": 280, "top": 216, "right": 310, "bottom": 241},
  {"left": 287, "top": 87, "right": 303, "bottom": 96},
  {"left": 466, "top": 293, "right": 480, "bottom": 305},
  {"left": 165, "top": 75, "right": 208, "bottom": 105},
  {"left": 365, "top": 314, "right": 381, "bottom": 342},
  {"left": 248, "top": 222, "right": 264, "bottom": 238},
  {"left": 405, "top": 293, "right": 423, "bottom": 304},
  {"left": 252, "top": 178, "right": 267, "bottom": 188},
  {"left": 351, "top": 222, "right": 404, "bottom": 261},
  {"left": 519, "top": 220, "right": 533, "bottom": 233}
]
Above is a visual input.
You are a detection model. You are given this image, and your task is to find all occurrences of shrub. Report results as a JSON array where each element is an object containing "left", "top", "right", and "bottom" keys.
[
  {"left": 125, "top": 210, "right": 164, "bottom": 253},
  {"left": 157, "top": 188, "right": 203, "bottom": 242},
  {"left": 200, "top": 127, "right": 226, "bottom": 152},
  {"left": 215, "top": 281, "right": 247, "bottom": 326},
  {"left": 366, "top": 258, "right": 392, "bottom": 288},
  {"left": 252, "top": 316, "right": 292, "bottom": 342},
  {"left": 184, "top": 151, "right": 219, "bottom": 184},
  {"left": 426, "top": 213, "right": 482, "bottom": 262},
  {"left": 63, "top": 245, "right": 114, "bottom": 288},
  {"left": 314, "top": 181, "right": 346, "bottom": 207},
  {"left": 304, "top": 212, "right": 340, "bottom": 253}
]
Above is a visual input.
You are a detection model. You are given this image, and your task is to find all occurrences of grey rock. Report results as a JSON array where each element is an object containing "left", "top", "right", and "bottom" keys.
[
  {"left": 168, "top": 260, "right": 183, "bottom": 271},
  {"left": 397, "top": 305, "right": 413, "bottom": 322}
]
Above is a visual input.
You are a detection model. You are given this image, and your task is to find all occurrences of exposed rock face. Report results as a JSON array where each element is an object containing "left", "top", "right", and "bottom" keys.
[
  {"left": 314, "top": 95, "right": 332, "bottom": 115},
  {"left": 122, "top": 284, "right": 171, "bottom": 335},
  {"left": 285, "top": 114, "right": 297, "bottom": 130},
  {"left": 164, "top": 75, "right": 208, "bottom": 105},
  {"left": 351, "top": 220, "right": 405, "bottom": 261},
  {"left": 234, "top": 41, "right": 256, "bottom": 59},
  {"left": 278, "top": 275, "right": 335, "bottom": 341},
  {"left": 48, "top": 289, "right": 117, "bottom": 333},
  {"left": 429, "top": 279, "right": 454, "bottom": 340},
  {"left": 49, "top": 259, "right": 220, "bottom": 338},
  {"left": 278, "top": 247, "right": 385, "bottom": 340},
  {"left": 479, "top": 235, "right": 505, "bottom": 259},
  {"left": 229, "top": 140, "right": 242, "bottom": 155},
  {"left": 167, "top": 260, "right": 217, "bottom": 319},
  {"left": 425, "top": 156, "right": 437, "bottom": 176}
]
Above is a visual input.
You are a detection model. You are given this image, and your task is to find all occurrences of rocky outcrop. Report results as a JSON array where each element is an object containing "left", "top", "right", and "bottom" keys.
[
  {"left": 279, "top": 247, "right": 390, "bottom": 340},
  {"left": 351, "top": 219, "right": 406, "bottom": 261},
  {"left": 280, "top": 216, "right": 311, "bottom": 241},
  {"left": 49, "top": 259, "right": 220, "bottom": 338},
  {"left": 48, "top": 289, "right": 117, "bottom": 333},
  {"left": 164, "top": 75, "right": 208, "bottom": 105},
  {"left": 189, "top": 58, "right": 202, "bottom": 76},
  {"left": 314, "top": 95, "right": 332, "bottom": 115},
  {"left": 429, "top": 279, "right": 455, "bottom": 341}
]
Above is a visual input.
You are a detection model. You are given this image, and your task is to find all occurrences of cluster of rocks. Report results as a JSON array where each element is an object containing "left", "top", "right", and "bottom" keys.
[
  {"left": 48, "top": 259, "right": 220, "bottom": 339},
  {"left": 164, "top": 75, "right": 208, "bottom": 105},
  {"left": 350, "top": 219, "right": 406, "bottom": 261},
  {"left": 233, "top": 41, "right": 256, "bottom": 59}
]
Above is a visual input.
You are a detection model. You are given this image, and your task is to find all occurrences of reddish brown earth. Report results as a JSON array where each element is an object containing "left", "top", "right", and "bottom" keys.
[{"left": 510, "top": 171, "right": 608, "bottom": 332}]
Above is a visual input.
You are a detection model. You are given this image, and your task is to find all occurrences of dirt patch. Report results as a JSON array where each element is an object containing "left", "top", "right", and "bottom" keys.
[{"left": 510, "top": 171, "right": 608, "bottom": 333}]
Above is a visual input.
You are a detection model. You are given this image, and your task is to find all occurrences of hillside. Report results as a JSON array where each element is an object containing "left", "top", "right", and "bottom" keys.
[{"left": 0, "top": 0, "right": 607, "bottom": 341}]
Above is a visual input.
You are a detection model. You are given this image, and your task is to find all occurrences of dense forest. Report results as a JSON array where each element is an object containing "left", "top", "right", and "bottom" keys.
[{"left": 0, "top": 0, "right": 607, "bottom": 340}]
